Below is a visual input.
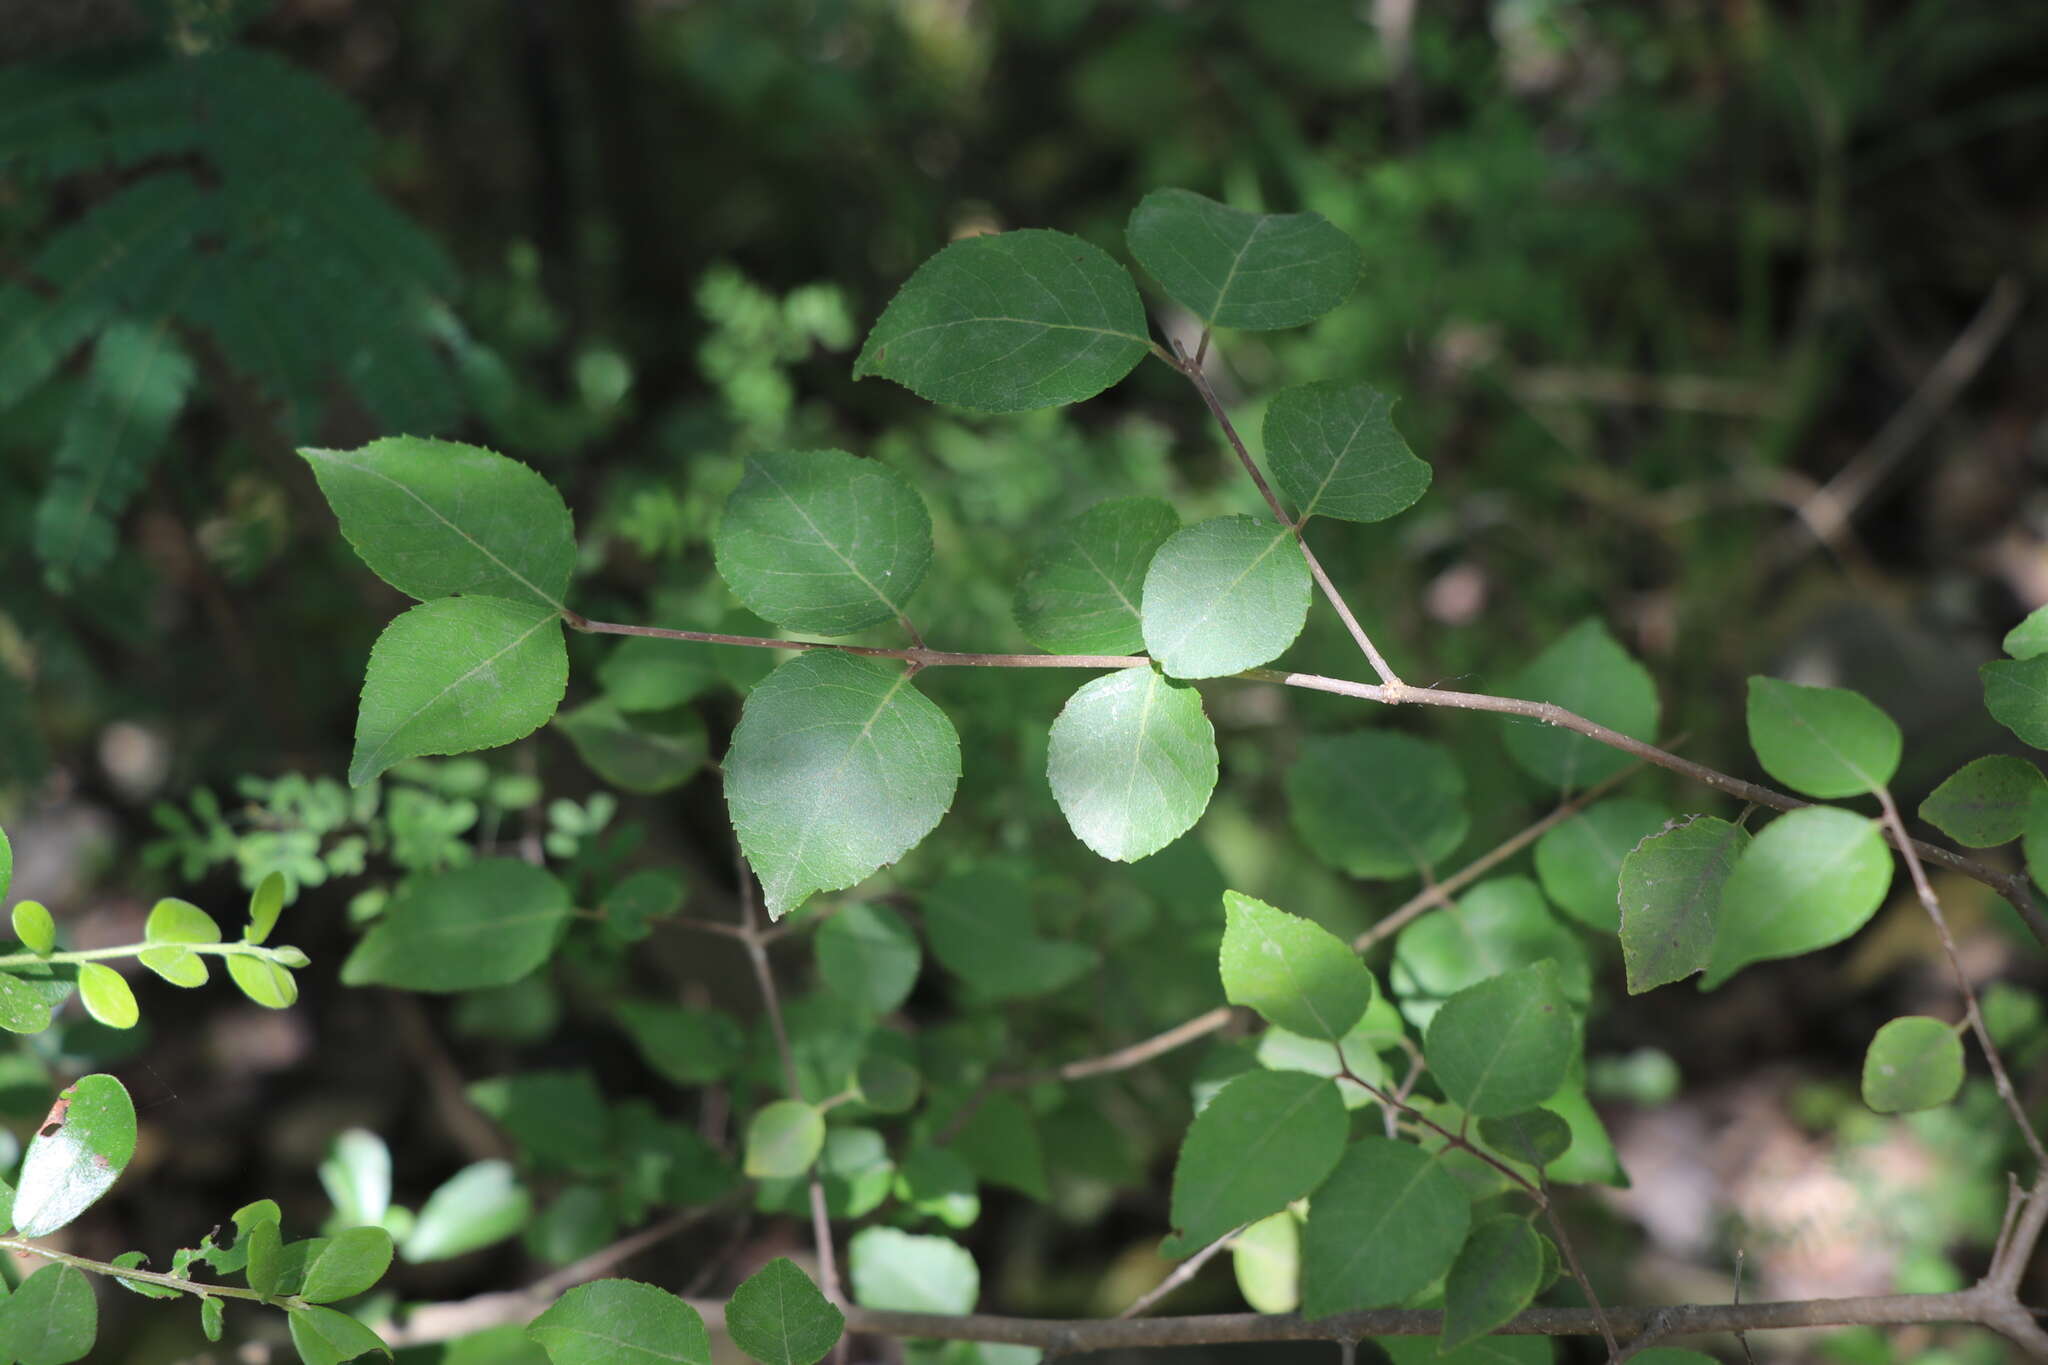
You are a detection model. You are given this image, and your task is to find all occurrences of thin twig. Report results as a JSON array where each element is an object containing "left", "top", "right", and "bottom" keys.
[
  {"left": 994, "top": 1006, "right": 1238, "bottom": 1090},
  {"left": 1119, "top": 1227, "right": 1238, "bottom": 1318}
]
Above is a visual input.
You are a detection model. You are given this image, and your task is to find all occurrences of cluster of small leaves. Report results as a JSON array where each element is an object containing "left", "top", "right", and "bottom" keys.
[{"left": 1, "top": 836, "right": 309, "bottom": 1034}]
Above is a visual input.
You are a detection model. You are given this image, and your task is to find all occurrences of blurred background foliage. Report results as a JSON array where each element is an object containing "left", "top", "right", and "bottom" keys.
[{"left": 1, "top": 0, "right": 2046, "bottom": 1360}]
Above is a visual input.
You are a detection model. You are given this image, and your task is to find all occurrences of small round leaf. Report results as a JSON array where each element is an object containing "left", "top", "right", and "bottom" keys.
[
  {"left": 1141, "top": 516, "right": 1310, "bottom": 679},
  {"left": 77, "top": 963, "right": 138, "bottom": 1029},
  {"left": 745, "top": 1100, "right": 826, "bottom": 1179},
  {"left": 1862, "top": 1015, "right": 1965, "bottom": 1114},
  {"left": 12, "top": 899, "right": 55, "bottom": 956}
]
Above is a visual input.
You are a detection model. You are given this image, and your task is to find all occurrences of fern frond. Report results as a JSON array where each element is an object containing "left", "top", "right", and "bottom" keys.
[{"left": 34, "top": 316, "right": 197, "bottom": 590}]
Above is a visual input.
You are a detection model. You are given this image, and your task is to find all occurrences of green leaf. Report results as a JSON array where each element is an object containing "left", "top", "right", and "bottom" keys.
[
  {"left": 467, "top": 1071, "right": 611, "bottom": 1176},
  {"left": 1047, "top": 668, "right": 1217, "bottom": 862},
  {"left": 1232, "top": 1211, "right": 1301, "bottom": 1314},
  {"left": 1299, "top": 1137, "right": 1471, "bottom": 1317},
  {"left": 555, "top": 700, "right": 706, "bottom": 794},
  {"left": 320, "top": 1130, "right": 392, "bottom": 1229},
  {"left": 1014, "top": 498, "right": 1178, "bottom": 655},
  {"left": 341, "top": 859, "right": 570, "bottom": 992},
  {"left": 1124, "top": 188, "right": 1361, "bottom": 331},
  {"left": 146, "top": 897, "right": 222, "bottom": 944},
  {"left": 13, "top": 1074, "right": 137, "bottom": 1236},
  {"left": 1862, "top": 1015, "right": 1965, "bottom": 1114},
  {"left": 1498, "top": 619, "right": 1660, "bottom": 790},
  {"left": 847, "top": 1227, "right": 978, "bottom": 1314},
  {"left": 299, "top": 1226, "right": 395, "bottom": 1304},
  {"left": 299, "top": 438, "right": 575, "bottom": 610},
  {"left": 201, "top": 1295, "right": 223, "bottom": 1342},
  {"left": 1425, "top": 963, "right": 1575, "bottom": 1118},
  {"left": 12, "top": 899, "right": 54, "bottom": 956},
  {"left": 1141, "top": 515, "right": 1310, "bottom": 678},
  {"left": 856, "top": 1054, "right": 921, "bottom": 1114},
  {"left": 854, "top": 229, "right": 1149, "bottom": 413},
  {"left": 1256, "top": 1012, "right": 1394, "bottom": 1110},
  {"left": 1983, "top": 656, "right": 2048, "bottom": 749},
  {"left": 246, "top": 1220, "right": 283, "bottom": 1296},
  {"left": 111, "top": 1250, "right": 179, "bottom": 1299},
  {"left": 402, "top": 1161, "right": 531, "bottom": 1263},
  {"left": 349, "top": 595, "right": 568, "bottom": 787},
  {"left": 1704, "top": 807, "right": 1892, "bottom": 988},
  {"left": 1921, "top": 756, "right": 2047, "bottom": 847},
  {"left": 744, "top": 1100, "right": 826, "bottom": 1179},
  {"left": 227, "top": 953, "right": 299, "bottom": 1009},
  {"left": 922, "top": 868, "right": 1097, "bottom": 1001},
  {"left": 246, "top": 871, "right": 287, "bottom": 944},
  {"left": 0, "top": 967, "right": 63, "bottom": 1033},
  {"left": 816, "top": 903, "right": 921, "bottom": 1015},
  {"left": 1477, "top": 1109, "right": 1574, "bottom": 1168},
  {"left": 0, "top": 825, "right": 9, "bottom": 900},
  {"left": 76, "top": 962, "right": 138, "bottom": 1029},
  {"left": 1218, "top": 890, "right": 1374, "bottom": 1040},
  {"left": 726, "top": 652, "right": 961, "bottom": 919},
  {"left": 1533, "top": 798, "right": 1672, "bottom": 932},
  {"left": 1618, "top": 815, "right": 1748, "bottom": 994},
  {"left": 527, "top": 1280, "right": 709, "bottom": 1365},
  {"left": 725, "top": 1257, "right": 845, "bottom": 1365},
  {"left": 288, "top": 1306, "right": 392, "bottom": 1364},
  {"left": 713, "top": 451, "right": 933, "bottom": 636},
  {"left": 34, "top": 319, "right": 195, "bottom": 590},
  {"left": 600, "top": 870, "right": 685, "bottom": 947},
  {"left": 0, "top": 1263, "right": 97, "bottom": 1365},
  {"left": 1441, "top": 1215, "right": 1544, "bottom": 1353},
  {"left": 1264, "top": 380, "right": 1428, "bottom": 524},
  {"left": 139, "top": 945, "right": 207, "bottom": 988},
  {"left": 1390, "top": 877, "right": 1590, "bottom": 1031},
  {"left": 1286, "top": 731, "right": 1469, "bottom": 879},
  {"left": 950, "top": 1094, "right": 1048, "bottom": 1200},
  {"left": 2005, "top": 607, "right": 2048, "bottom": 660},
  {"left": 1163, "top": 1070, "right": 1346, "bottom": 1257},
  {"left": 894, "top": 1145, "right": 979, "bottom": 1229},
  {"left": 598, "top": 637, "right": 718, "bottom": 714},
  {"left": 614, "top": 1001, "right": 743, "bottom": 1086},
  {"left": 1745, "top": 677, "right": 1901, "bottom": 798}
]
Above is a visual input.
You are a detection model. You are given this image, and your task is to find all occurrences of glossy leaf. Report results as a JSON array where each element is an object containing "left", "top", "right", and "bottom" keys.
[
  {"left": 726, "top": 1257, "right": 845, "bottom": 1365},
  {"left": 288, "top": 1306, "right": 391, "bottom": 1364},
  {"left": 1163, "top": 1070, "right": 1346, "bottom": 1257},
  {"left": 1286, "top": 730, "right": 1469, "bottom": 879},
  {"left": 12, "top": 898, "right": 53, "bottom": 955},
  {"left": 0, "top": 1263, "right": 96, "bottom": 1365},
  {"left": 1426, "top": 963, "right": 1575, "bottom": 1119},
  {"left": 349, "top": 595, "right": 567, "bottom": 787},
  {"left": 1141, "top": 515, "right": 1310, "bottom": 679},
  {"left": 1014, "top": 498, "right": 1178, "bottom": 655},
  {"left": 1218, "top": 890, "right": 1373, "bottom": 1040},
  {"left": 1533, "top": 797, "right": 1671, "bottom": 932},
  {"left": 0, "top": 970, "right": 54, "bottom": 1033},
  {"left": 77, "top": 962, "right": 138, "bottom": 1029},
  {"left": 139, "top": 945, "right": 207, "bottom": 988},
  {"left": 1745, "top": 677, "right": 1901, "bottom": 798},
  {"left": 342, "top": 858, "right": 570, "bottom": 992},
  {"left": 1047, "top": 668, "right": 1217, "bottom": 862},
  {"left": 1984, "top": 656, "right": 2048, "bottom": 749},
  {"left": 1618, "top": 815, "right": 1748, "bottom": 994},
  {"left": 1920, "top": 756, "right": 2046, "bottom": 847},
  {"left": 854, "top": 229, "right": 1149, "bottom": 412},
  {"left": 145, "top": 895, "right": 221, "bottom": 945},
  {"left": 1264, "top": 380, "right": 1428, "bottom": 524},
  {"left": 847, "top": 1227, "right": 978, "bottom": 1314},
  {"left": 527, "top": 1279, "right": 709, "bottom": 1365},
  {"left": 402, "top": 1160, "right": 531, "bottom": 1262},
  {"left": 227, "top": 953, "right": 298, "bottom": 1009},
  {"left": 922, "top": 868, "right": 1097, "bottom": 1002},
  {"left": 1232, "top": 1211, "right": 1301, "bottom": 1314},
  {"left": 1498, "top": 619, "right": 1660, "bottom": 790},
  {"left": 1391, "top": 877, "right": 1590, "bottom": 1030},
  {"left": 1300, "top": 1137, "right": 1471, "bottom": 1317},
  {"left": 1862, "top": 1015, "right": 1965, "bottom": 1114},
  {"left": 816, "top": 903, "right": 921, "bottom": 1015},
  {"left": 1477, "top": 1109, "right": 1574, "bottom": 1168},
  {"left": 555, "top": 701, "right": 706, "bottom": 794},
  {"left": 13, "top": 1074, "right": 137, "bottom": 1237},
  {"left": 745, "top": 1100, "right": 826, "bottom": 1179},
  {"left": 300, "top": 437, "right": 575, "bottom": 610},
  {"left": 300, "top": 1226, "right": 395, "bottom": 1303},
  {"left": 726, "top": 652, "right": 961, "bottom": 919},
  {"left": 1442, "top": 1216, "right": 1544, "bottom": 1353},
  {"left": 245, "top": 870, "right": 286, "bottom": 944},
  {"left": 714, "top": 450, "right": 933, "bottom": 636},
  {"left": 1124, "top": 188, "right": 1360, "bottom": 330},
  {"left": 1703, "top": 807, "right": 1891, "bottom": 988}
]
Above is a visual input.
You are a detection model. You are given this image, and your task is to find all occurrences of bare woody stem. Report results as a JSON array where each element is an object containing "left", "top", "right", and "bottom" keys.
[
  {"left": 1167, "top": 338, "right": 1407, "bottom": 689},
  {"left": 557, "top": 609, "right": 2045, "bottom": 940}
]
